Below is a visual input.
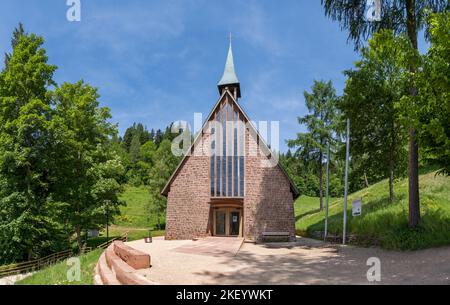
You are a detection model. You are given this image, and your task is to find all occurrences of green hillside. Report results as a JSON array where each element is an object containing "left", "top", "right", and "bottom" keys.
[
  {"left": 90, "top": 186, "right": 165, "bottom": 244},
  {"left": 295, "top": 171, "right": 450, "bottom": 250}
]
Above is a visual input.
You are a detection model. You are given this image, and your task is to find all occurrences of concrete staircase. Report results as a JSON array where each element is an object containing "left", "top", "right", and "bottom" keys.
[{"left": 94, "top": 241, "right": 157, "bottom": 285}]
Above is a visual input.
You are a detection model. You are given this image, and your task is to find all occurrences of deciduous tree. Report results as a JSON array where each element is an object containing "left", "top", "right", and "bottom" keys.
[
  {"left": 0, "top": 30, "right": 60, "bottom": 263},
  {"left": 342, "top": 30, "right": 409, "bottom": 202},
  {"left": 51, "top": 81, "right": 124, "bottom": 251}
]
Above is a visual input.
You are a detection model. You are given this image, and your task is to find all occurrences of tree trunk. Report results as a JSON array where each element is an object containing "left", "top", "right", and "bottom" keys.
[
  {"left": 409, "top": 128, "right": 420, "bottom": 227},
  {"left": 389, "top": 139, "right": 395, "bottom": 203},
  {"left": 27, "top": 249, "right": 33, "bottom": 261},
  {"left": 389, "top": 170, "right": 395, "bottom": 203},
  {"left": 75, "top": 226, "right": 82, "bottom": 252},
  {"left": 319, "top": 151, "right": 323, "bottom": 210},
  {"left": 406, "top": 0, "right": 420, "bottom": 228},
  {"left": 364, "top": 171, "right": 369, "bottom": 188}
]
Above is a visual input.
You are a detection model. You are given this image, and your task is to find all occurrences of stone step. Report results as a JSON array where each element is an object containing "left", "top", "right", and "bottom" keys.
[{"left": 95, "top": 242, "right": 157, "bottom": 285}]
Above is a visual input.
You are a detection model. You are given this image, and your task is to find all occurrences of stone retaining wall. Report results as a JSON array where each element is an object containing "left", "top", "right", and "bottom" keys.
[{"left": 94, "top": 241, "right": 157, "bottom": 285}]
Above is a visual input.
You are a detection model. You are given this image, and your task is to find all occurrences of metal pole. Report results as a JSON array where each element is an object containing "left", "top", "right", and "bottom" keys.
[
  {"left": 324, "top": 142, "right": 330, "bottom": 241},
  {"left": 343, "top": 118, "right": 350, "bottom": 245}
]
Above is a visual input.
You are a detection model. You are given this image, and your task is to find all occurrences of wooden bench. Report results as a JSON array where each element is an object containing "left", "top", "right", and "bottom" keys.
[{"left": 262, "top": 232, "right": 291, "bottom": 242}]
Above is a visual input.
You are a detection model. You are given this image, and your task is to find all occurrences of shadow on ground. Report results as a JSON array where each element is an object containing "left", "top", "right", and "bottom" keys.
[{"left": 194, "top": 242, "right": 369, "bottom": 285}]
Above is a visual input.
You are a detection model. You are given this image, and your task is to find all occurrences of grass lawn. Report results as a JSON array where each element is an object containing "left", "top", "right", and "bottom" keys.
[
  {"left": 16, "top": 249, "right": 103, "bottom": 285},
  {"left": 295, "top": 171, "right": 450, "bottom": 250},
  {"left": 115, "top": 185, "right": 162, "bottom": 228},
  {"left": 294, "top": 195, "right": 339, "bottom": 227},
  {"left": 92, "top": 185, "right": 166, "bottom": 243}
]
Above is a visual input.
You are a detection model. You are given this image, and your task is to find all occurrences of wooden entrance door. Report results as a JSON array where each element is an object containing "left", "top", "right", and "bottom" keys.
[{"left": 214, "top": 208, "right": 242, "bottom": 237}]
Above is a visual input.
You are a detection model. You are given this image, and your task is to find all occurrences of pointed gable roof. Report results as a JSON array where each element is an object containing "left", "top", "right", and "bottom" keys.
[{"left": 161, "top": 89, "right": 300, "bottom": 199}]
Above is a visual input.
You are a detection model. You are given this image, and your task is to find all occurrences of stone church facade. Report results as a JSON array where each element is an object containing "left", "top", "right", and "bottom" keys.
[{"left": 161, "top": 41, "right": 299, "bottom": 242}]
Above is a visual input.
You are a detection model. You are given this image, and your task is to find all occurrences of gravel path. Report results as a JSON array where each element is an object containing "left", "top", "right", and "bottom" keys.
[
  {"left": 0, "top": 273, "right": 34, "bottom": 285},
  {"left": 127, "top": 237, "right": 450, "bottom": 285}
]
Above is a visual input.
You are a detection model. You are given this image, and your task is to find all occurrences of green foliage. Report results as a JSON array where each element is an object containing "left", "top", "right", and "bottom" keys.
[
  {"left": 341, "top": 30, "right": 410, "bottom": 200},
  {"left": 321, "top": 0, "right": 449, "bottom": 49},
  {"left": 118, "top": 121, "right": 184, "bottom": 187},
  {"left": 51, "top": 81, "right": 125, "bottom": 251},
  {"left": 287, "top": 80, "right": 341, "bottom": 206},
  {"left": 281, "top": 151, "right": 344, "bottom": 197},
  {"left": 147, "top": 139, "right": 181, "bottom": 230},
  {"left": 0, "top": 30, "right": 63, "bottom": 263},
  {"left": 129, "top": 133, "right": 141, "bottom": 165},
  {"left": 122, "top": 122, "right": 152, "bottom": 152},
  {"left": 3, "top": 22, "right": 25, "bottom": 68},
  {"left": 322, "top": 0, "right": 449, "bottom": 227},
  {"left": 415, "top": 12, "right": 450, "bottom": 175},
  {"left": 0, "top": 26, "right": 125, "bottom": 264}
]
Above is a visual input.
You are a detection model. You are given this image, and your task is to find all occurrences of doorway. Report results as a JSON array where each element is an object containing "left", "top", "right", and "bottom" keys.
[{"left": 213, "top": 208, "right": 242, "bottom": 237}]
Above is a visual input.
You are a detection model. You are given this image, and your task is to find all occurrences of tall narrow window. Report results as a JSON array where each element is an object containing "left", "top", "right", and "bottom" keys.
[
  {"left": 239, "top": 121, "right": 245, "bottom": 197},
  {"left": 233, "top": 127, "right": 238, "bottom": 197},
  {"left": 210, "top": 100, "right": 245, "bottom": 198},
  {"left": 210, "top": 128, "right": 215, "bottom": 196},
  {"left": 222, "top": 107, "right": 226, "bottom": 196},
  {"left": 216, "top": 113, "right": 221, "bottom": 196}
]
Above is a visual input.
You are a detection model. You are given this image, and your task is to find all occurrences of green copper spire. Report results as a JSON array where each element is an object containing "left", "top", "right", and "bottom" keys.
[{"left": 218, "top": 33, "right": 241, "bottom": 98}]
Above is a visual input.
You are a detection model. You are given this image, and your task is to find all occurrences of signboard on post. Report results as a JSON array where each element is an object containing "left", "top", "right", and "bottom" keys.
[{"left": 352, "top": 199, "right": 362, "bottom": 216}]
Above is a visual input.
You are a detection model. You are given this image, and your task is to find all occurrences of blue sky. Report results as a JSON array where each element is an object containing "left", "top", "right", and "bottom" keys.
[{"left": 0, "top": 1, "right": 428, "bottom": 151}]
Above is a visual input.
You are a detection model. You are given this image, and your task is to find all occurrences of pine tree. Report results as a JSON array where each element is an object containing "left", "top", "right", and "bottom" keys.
[
  {"left": 129, "top": 133, "right": 141, "bottom": 164},
  {"left": 288, "top": 80, "right": 339, "bottom": 210}
]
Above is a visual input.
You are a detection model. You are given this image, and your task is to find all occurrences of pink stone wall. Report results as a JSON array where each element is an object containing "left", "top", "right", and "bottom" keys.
[
  {"left": 243, "top": 128, "right": 296, "bottom": 242},
  {"left": 165, "top": 134, "right": 212, "bottom": 240}
]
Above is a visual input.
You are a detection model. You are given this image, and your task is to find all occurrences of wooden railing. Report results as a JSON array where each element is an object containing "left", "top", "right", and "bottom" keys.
[
  {"left": 0, "top": 249, "right": 73, "bottom": 277},
  {"left": 97, "top": 232, "right": 128, "bottom": 249},
  {"left": 0, "top": 231, "right": 128, "bottom": 278}
]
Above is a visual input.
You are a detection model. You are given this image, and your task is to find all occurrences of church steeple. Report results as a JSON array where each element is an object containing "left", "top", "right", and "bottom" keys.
[{"left": 218, "top": 34, "right": 241, "bottom": 98}]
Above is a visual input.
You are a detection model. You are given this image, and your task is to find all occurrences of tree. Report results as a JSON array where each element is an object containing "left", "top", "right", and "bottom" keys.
[
  {"left": 321, "top": 0, "right": 449, "bottom": 227},
  {"left": 148, "top": 139, "right": 180, "bottom": 230},
  {"left": 109, "top": 133, "right": 130, "bottom": 185},
  {"left": 122, "top": 123, "right": 136, "bottom": 152},
  {"left": 149, "top": 128, "right": 155, "bottom": 143},
  {"left": 4, "top": 23, "right": 25, "bottom": 68},
  {"left": 154, "top": 129, "right": 164, "bottom": 146},
  {"left": 0, "top": 30, "right": 60, "bottom": 263},
  {"left": 288, "top": 80, "right": 339, "bottom": 210},
  {"left": 129, "top": 133, "right": 141, "bottom": 164},
  {"left": 138, "top": 140, "right": 157, "bottom": 185},
  {"left": 51, "top": 81, "right": 124, "bottom": 251},
  {"left": 342, "top": 30, "right": 409, "bottom": 202},
  {"left": 413, "top": 12, "right": 450, "bottom": 175}
]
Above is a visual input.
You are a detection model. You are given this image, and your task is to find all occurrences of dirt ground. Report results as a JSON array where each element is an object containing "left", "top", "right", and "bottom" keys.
[{"left": 127, "top": 237, "right": 450, "bottom": 285}]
